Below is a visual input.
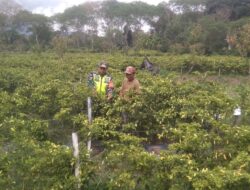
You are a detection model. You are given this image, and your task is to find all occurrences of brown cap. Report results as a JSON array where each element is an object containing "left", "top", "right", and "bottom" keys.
[
  {"left": 125, "top": 66, "right": 136, "bottom": 74},
  {"left": 99, "top": 61, "right": 108, "bottom": 69}
]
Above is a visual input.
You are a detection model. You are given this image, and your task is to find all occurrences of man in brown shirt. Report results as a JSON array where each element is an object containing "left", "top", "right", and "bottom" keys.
[
  {"left": 119, "top": 66, "right": 140, "bottom": 99},
  {"left": 119, "top": 66, "right": 140, "bottom": 123}
]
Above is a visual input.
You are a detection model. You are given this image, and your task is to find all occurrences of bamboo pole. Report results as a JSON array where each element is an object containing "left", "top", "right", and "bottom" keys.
[
  {"left": 72, "top": 132, "right": 81, "bottom": 189},
  {"left": 87, "top": 97, "right": 92, "bottom": 151}
]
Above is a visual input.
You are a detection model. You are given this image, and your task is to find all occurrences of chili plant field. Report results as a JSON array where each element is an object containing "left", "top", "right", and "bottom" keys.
[{"left": 0, "top": 52, "right": 250, "bottom": 189}]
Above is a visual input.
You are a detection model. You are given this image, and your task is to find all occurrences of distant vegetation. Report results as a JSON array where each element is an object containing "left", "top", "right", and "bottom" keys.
[{"left": 0, "top": 0, "right": 249, "bottom": 56}]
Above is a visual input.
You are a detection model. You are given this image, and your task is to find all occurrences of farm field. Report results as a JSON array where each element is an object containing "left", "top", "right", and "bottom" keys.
[{"left": 0, "top": 52, "right": 250, "bottom": 189}]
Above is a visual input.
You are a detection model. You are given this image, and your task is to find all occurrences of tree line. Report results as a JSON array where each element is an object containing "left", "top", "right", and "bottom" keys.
[{"left": 0, "top": 0, "right": 250, "bottom": 56}]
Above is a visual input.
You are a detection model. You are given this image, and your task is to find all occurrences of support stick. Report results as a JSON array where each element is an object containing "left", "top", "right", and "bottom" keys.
[
  {"left": 87, "top": 97, "right": 92, "bottom": 151},
  {"left": 72, "top": 132, "right": 81, "bottom": 189}
]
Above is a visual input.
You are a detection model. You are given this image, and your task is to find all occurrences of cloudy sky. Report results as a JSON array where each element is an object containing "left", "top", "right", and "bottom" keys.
[{"left": 16, "top": 0, "right": 168, "bottom": 16}]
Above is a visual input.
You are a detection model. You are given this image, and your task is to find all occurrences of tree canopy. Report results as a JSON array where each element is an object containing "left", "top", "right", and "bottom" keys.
[{"left": 0, "top": 0, "right": 249, "bottom": 55}]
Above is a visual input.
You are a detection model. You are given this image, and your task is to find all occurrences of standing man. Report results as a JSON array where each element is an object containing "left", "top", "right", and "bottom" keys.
[
  {"left": 88, "top": 61, "right": 114, "bottom": 100},
  {"left": 119, "top": 66, "right": 141, "bottom": 99},
  {"left": 233, "top": 106, "right": 241, "bottom": 126},
  {"left": 119, "top": 66, "right": 141, "bottom": 123}
]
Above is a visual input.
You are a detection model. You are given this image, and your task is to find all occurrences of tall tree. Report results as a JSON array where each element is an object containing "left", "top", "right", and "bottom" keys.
[
  {"left": 169, "top": 0, "right": 206, "bottom": 13},
  {"left": 0, "top": 0, "right": 23, "bottom": 16},
  {"left": 235, "top": 23, "right": 250, "bottom": 57},
  {"left": 205, "top": 0, "right": 250, "bottom": 20},
  {"left": 54, "top": 2, "right": 100, "bottom": 49},
  {"left": 0, "top": 13, "right": 7, "bottom": 35},
  {"left": 198, "top": 16, "right": 228, "bottom": 54},
  {"left": 13, "top": 11, "right": 53, "bottom": 48}
]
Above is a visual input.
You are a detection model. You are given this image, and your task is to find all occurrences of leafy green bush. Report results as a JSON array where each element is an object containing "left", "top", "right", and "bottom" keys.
[{"left": 0, "top": 52, "right": 249, "bottom": 189}]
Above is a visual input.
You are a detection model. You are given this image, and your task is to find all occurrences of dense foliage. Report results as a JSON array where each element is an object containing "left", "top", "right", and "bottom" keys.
[{"left": 0, "top": 52, "right": 250, "bottom": 189}]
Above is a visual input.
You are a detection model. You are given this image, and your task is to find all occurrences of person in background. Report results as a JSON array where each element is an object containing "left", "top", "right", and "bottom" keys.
[
  {"left": 233, "top": 106, "right": 241, "bottom": 126},
  {"left": 88, "top": 61, "right": 114, "bottom": 100},
  {"left": 119, "top": 66, "right": 140, "bottom": 99}
]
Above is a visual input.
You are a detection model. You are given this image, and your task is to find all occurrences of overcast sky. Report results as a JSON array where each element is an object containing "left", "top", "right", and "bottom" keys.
[{"left": 16, "top": 0, "right": 168, "bottom": 16}]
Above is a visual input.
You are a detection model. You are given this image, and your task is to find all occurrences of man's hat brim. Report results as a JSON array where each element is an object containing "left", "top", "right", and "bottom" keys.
[{"left": 99, "top": 64, "right": 107, "bottom": 68}]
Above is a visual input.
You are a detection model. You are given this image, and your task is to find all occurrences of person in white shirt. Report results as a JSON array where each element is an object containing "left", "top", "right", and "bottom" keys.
[{"left": 233, "top": 106, "right": 241, "bottom": 126}]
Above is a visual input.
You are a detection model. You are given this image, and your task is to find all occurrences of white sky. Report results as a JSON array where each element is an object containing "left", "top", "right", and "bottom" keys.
[{"left": 16, "top": 0, "right": 168, "bottom": 16}]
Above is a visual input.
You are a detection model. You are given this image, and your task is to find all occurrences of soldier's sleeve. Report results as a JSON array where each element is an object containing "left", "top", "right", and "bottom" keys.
[
  {"left": 107, "top": 76, "right": 114, "bottom": 94},
  {"left": 87, "top": 72, "right": 95, "bottom": 88}
]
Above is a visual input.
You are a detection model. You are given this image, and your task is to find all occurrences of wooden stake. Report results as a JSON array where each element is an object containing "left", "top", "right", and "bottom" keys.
[
  {"left": 72, "top": 132, "right": 81, "bottom": 189},
  {"left": 87, "top": 97, "right": 92, "bottom": 151}
]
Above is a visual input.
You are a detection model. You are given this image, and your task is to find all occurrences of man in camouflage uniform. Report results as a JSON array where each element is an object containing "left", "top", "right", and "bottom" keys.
[{"left": 88, "top": 61, "right": 114, "bottom": 100}]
